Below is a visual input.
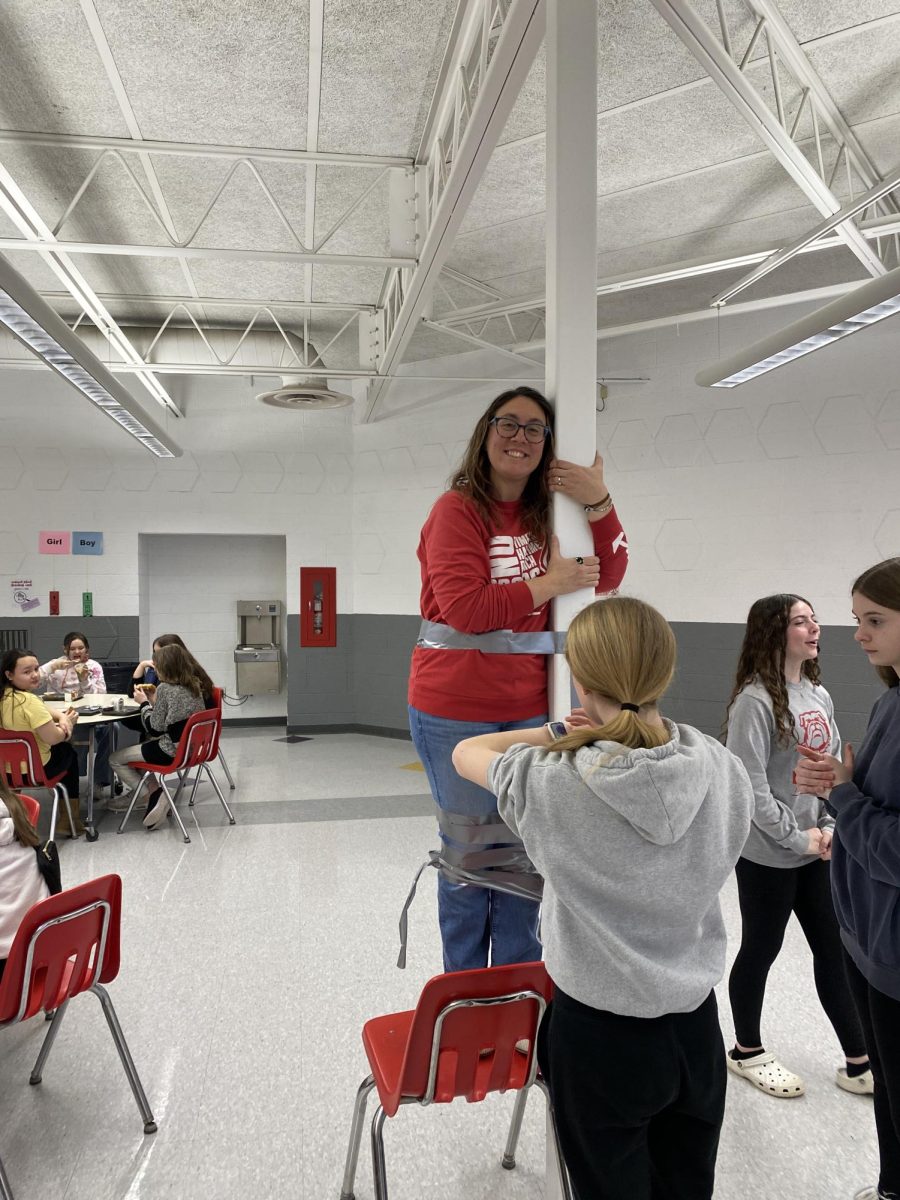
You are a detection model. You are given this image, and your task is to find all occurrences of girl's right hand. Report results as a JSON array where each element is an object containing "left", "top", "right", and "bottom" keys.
[{"left": 543, "top": 535, "right": 600, "bottom": 596}]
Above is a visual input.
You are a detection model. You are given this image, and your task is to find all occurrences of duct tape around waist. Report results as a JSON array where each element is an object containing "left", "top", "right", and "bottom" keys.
[
  {"left": 396, "top": 804, "right": 544, "bottom": 968},
  {"left": 416, "top": 620, "right": 565, "bottom": 655}
]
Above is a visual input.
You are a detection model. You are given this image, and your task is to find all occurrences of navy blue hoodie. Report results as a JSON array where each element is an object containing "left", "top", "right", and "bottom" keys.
[{"left": 828, "top": 686, "right": 900, "bottom": 1001}]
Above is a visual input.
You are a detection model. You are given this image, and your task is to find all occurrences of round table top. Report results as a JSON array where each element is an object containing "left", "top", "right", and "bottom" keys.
[{"left": 43, "top": 692, "right": 143, "bottom": 724}]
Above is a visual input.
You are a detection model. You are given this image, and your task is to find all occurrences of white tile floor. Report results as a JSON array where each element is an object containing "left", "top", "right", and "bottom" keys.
[{"left": 0, "top": 729, "right": 880, "bottom": 1199}]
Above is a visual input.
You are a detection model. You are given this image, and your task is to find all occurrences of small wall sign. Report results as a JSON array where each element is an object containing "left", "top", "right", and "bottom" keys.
[
  {"left": 72, "top": 532, "right": 103, "bottom": 556},
  {"left": 39, "top": 531, "right": 70, "bottom": 555}
]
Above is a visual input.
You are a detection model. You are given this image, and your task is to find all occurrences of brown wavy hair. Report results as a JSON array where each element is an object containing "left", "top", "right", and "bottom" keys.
[
  {"left": 154, "top": 644, "right": 211, "bottom": 700},
  {"left": 550, "top": 597, "right": 675, "bottom": 753},
  {"left": 725, "top": 594, "right": 821, "bottom": 748},
  {"left": 448, "top": 387, "right": 554, "bottom": 545},
  {"left": 153, "top": 634, "right": 215, "bottom": 698},
  {"left": 852, "top": 557, "right": 900, "bottom": 688}
]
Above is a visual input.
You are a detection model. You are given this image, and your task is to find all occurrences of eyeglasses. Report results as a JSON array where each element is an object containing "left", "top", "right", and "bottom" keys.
[{"left": 489, "top": 415, "right": 551, "bottom": 443}]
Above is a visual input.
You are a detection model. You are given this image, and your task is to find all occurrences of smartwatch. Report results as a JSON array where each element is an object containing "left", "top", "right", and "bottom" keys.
[{"left": 546, "top": 720, "right": 568, "bottom": 740}]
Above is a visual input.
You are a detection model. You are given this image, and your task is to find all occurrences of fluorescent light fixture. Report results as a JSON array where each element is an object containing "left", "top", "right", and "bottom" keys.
[
  {"left": 0, "top": 253, "right": 181, "bottom": 457},
  {"left": 697, "top": 262, "right": 900, "bottom": 388}
]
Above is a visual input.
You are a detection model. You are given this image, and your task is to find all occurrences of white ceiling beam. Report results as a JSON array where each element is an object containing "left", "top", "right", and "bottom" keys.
[
  {"left": 0, "top": 239, "right": 414, "bottom": 269},
  {"left": 37, "top": 290, "right": 376, "bottom": 312},
  {"left": 0, "top": 129, "right": 411, "bottom": 169},
  {"left": 362, "top": 0, "right": 546, "bottom": 422},
  {"left": 433, "top": 216, "right": 900, "bottom": 329},
  {"left": 714, "top": 161, "right": 900, "bottom": 305},
  {"left": 650, "top": 0, "right": 887, "bottom": 279},
  {"left": 742, "top": 0, "right": 897, "bottom": 206},
  {"left": 0, "top": 161, "right": 181, "bottom": 415}
]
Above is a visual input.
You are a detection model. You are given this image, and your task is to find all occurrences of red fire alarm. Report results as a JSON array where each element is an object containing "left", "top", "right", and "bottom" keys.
[{"left": 300, "top": 568, "right": 336, "bottom": 647}]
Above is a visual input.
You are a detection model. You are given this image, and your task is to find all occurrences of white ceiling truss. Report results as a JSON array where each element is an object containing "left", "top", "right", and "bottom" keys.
[
  {"left": 0, "top": 0, "right": 899, "bottom": 413},
  {"left": 651, "top": 0, "right": 895, "bottom": 278}
]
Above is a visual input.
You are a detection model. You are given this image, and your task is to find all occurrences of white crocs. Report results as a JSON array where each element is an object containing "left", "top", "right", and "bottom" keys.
[
  {"left": 837, "top": 1067, "right": 875, "bottom": 1095},
  {"left": 726, "top": 1050, "right": 805, "bottom": 1097}
]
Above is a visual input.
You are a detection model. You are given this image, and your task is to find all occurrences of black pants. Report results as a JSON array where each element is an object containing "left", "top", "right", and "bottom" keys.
[
  {"left": 538, "top": 987, "right": 725, "bottom": 1200},
  {"left": 44, "top": 741, "right": 80, "bottom": 801},
  {"left": 728, "top": 856, "right": 866, "bottom": 1055},
  {"left": 844, "top": 954, "right": 900, "bottom": 1197}
]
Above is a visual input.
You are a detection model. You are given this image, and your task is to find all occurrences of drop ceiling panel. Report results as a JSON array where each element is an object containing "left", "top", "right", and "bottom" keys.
[
  {"left": 312, "top": 165, "right": 391, "bottom": 257},
  {"left": 310, "top": 263, "right": 386, "bottom": 305},
  {"left": 776, "top": 0, "right": 900, "bottom": 42},
  {"left": 93, "top": 0, "right": 310, "bottom": 145},
  {"left": 0, "top": 0, "right": 126, "bottom": 135},
  {"left": 316, "top": 0, "right": 456, "bottom": 156},
  {"left": 69, "top": 253, "right": 192, "bottom": 300},
  {"left": 805, "top": 22, "right": 900, "bottom": 126}
]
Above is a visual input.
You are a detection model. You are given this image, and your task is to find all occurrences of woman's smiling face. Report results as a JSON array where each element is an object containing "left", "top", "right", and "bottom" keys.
[{"left": 484, "top": 395, "right": 548, "bottom": 496}]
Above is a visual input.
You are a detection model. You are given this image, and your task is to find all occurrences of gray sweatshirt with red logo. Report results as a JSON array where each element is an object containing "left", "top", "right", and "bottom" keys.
[{"left": 726, "top": 679, "right": 839, "bottom": 868}]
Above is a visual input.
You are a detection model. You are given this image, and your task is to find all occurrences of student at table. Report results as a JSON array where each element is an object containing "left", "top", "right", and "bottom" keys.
[
  {"left": 40, "top": 631, "right": 110, "bottom": 794},
  {"left": 0, "top": 649, "right": 82, "bottom": 836},
  {"left": 111, "top": 644, "right": 214, "bottom": 830}
]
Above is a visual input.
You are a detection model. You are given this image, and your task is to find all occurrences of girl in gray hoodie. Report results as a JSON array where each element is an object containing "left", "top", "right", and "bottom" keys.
[{"left": 452, "top": 596, "right": 753, "bottom": 1200}]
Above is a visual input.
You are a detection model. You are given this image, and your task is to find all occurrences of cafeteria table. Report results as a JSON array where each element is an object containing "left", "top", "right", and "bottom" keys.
[{"left": 44, "top": 693, "right": 142, "bottom": 841}]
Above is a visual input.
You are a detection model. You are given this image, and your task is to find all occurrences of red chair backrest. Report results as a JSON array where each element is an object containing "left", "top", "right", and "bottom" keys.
[
  {"left": 380, "top": 961, "right": 552, "bottom": 1115},
  {"left": 20, "top": 794, "right": 41, "bottom": 828},
  {"left": 0, "top": 729, "right": 49, "bottom": 789},
  {"left": 0, "top": 873, "right": 122, "bottom": 1025},
  {"left": 209, "top": 688, "right": 224, "bottom": 756},
  {"left": 169, "top": 710, "right": 219, "bottom": 771}
]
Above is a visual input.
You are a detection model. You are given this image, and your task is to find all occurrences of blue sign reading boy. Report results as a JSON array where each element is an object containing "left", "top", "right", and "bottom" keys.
[{"left": 71, "top": 531, "right": 103, "bottom": 556}]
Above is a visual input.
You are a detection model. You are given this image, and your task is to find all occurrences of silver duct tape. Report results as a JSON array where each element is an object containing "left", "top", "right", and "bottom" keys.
[
  {"left": 416, "top": 620, "right": 565, "bottom": 655},
  {"left": 396, "top": 853, "right": 544, "bottom": 969}
]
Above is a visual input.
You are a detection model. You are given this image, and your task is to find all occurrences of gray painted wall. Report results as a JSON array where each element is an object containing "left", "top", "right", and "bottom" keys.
[
  {"left": 0, "top": 616, "right": 139, "bottom": 672},
  {"left": 3, "top": 613, "right": 883, "bottom": 744},
  {"left": 288, "top": 615, "right": 884, "bottom": 746}
]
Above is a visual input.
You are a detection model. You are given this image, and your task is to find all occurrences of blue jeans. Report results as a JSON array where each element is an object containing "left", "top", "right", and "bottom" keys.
[{"left": 408, "top": 704, "right": 545, "bottom": 972}]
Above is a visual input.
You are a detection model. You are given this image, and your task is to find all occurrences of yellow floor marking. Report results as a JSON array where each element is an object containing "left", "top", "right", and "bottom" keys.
[{"left": 399, "top": 761, "right": 426, "bottom": 772}]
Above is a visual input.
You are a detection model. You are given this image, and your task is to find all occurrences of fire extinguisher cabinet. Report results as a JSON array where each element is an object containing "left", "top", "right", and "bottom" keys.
[{"left": 300, "top": 568, "right": 337, "bottom": 647}]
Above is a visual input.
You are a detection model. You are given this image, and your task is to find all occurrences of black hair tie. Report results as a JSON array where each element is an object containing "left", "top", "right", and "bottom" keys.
[{"left": 620, "top": 702, "right": 639, "bottom": 713}]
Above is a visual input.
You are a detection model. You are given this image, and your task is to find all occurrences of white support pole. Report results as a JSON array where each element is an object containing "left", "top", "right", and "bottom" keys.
[{"left": 545, "top": 0, "right": 598, "bottom": 724}]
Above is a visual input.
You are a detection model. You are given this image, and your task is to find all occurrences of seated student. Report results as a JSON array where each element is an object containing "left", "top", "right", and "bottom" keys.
[
  {"left": 40, "top": 631, "right": 111, "bottom": 795},
  {"left": 0, "top": 649, "right": 82, "bottom": 837},
  {"left": 0, "top": 781, "right": 50, "bottom": 983},
  {"left": 452, "top": 597, "right": 755, "bottom": 1200},
  {"left": 110, "top": 644, "right": 214, "bottom": 831},
  {"left": 40, "top": 631, "right": 107, "bottom": 697},
  {"left": 130, "top": 632, "right": 203, "bottom": 695}
]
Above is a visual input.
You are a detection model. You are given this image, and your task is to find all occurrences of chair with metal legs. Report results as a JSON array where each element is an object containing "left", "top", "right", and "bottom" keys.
[
  {"left": 115, "top": 709, "right": 236, "bottom": 843},
  {"left": 339, "top": 960, "right": 571, "bottom": 1200},
  {"left": 210, "top": 687, "right": 236, "bottom": 791},
  {"left": 0, "top": 730, "right": 77, "bottom": 839},
  {"left": 0, "top": 873, "right": 156, "bottom": 1200}
]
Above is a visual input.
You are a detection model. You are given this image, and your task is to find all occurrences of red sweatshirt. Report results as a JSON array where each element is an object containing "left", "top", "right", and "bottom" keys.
[{"left": 408, "top": 490, "right": 628, "bottom": 721}]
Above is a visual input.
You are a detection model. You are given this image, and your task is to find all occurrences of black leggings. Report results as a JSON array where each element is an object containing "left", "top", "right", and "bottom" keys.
[
  {"left": 844, "top": 954, "right": 900, "bottom": 1197},
  {"left": 44, "top": 741, "right": 80, "bottom": 801},
  {"left": 728, "top": 856, "right": 865, "bottom": 1056},
  {"left": 538, "top": 987, "right": 725, "bottom": 1200}
]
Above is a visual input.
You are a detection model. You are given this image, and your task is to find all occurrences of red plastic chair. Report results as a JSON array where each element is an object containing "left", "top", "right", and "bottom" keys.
[
  {"left": 0, "top": 874, "right": 156, "bottom": 1200},
  {"left": 19, "top": 794, "right": 40, "bottom": 829},
  {"left": 210, "top": 687, "right": 236, "bottom": 792},
  {"left": 0, "top": 729, "right": 76, "bottom": 839},
  {"left": 339, "top": 961, "right": 572, "bottom": 1200},
  {"left": 115, "top": 709, "right": 236, "bottom": 843}
]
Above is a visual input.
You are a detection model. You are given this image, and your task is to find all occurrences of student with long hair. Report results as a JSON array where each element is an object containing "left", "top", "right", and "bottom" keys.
[
  {"left": 724, "top": 594, "right": 870, "bottom": 1098},
  {"left": 796, "top": 558, "right": 900, "bottom": 1200},
  {"left": 0, "top": 649, "right": 83, "bottom": 836},
  {"left": 110, "top": 644, "right": 214, "bottom": 830},
  {"left": 130, "top": 632, "right": 214, "bottom": 696},
  {"left": 0, "top": 780, "right": 48, "bottom": 982},
  {"left": 40, "top": 631, "right": 107, "bottom": 697},
  {"left": 409, "top": 386, "right": 628, "bottom": 972},
  {"left": 453, "top": 597, "right": 753, "bottom": 1200}
]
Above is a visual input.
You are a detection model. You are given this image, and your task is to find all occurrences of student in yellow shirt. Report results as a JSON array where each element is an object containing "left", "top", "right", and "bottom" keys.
[{"left": 0, "top": 649, "right": 83, "bottom": 836}]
